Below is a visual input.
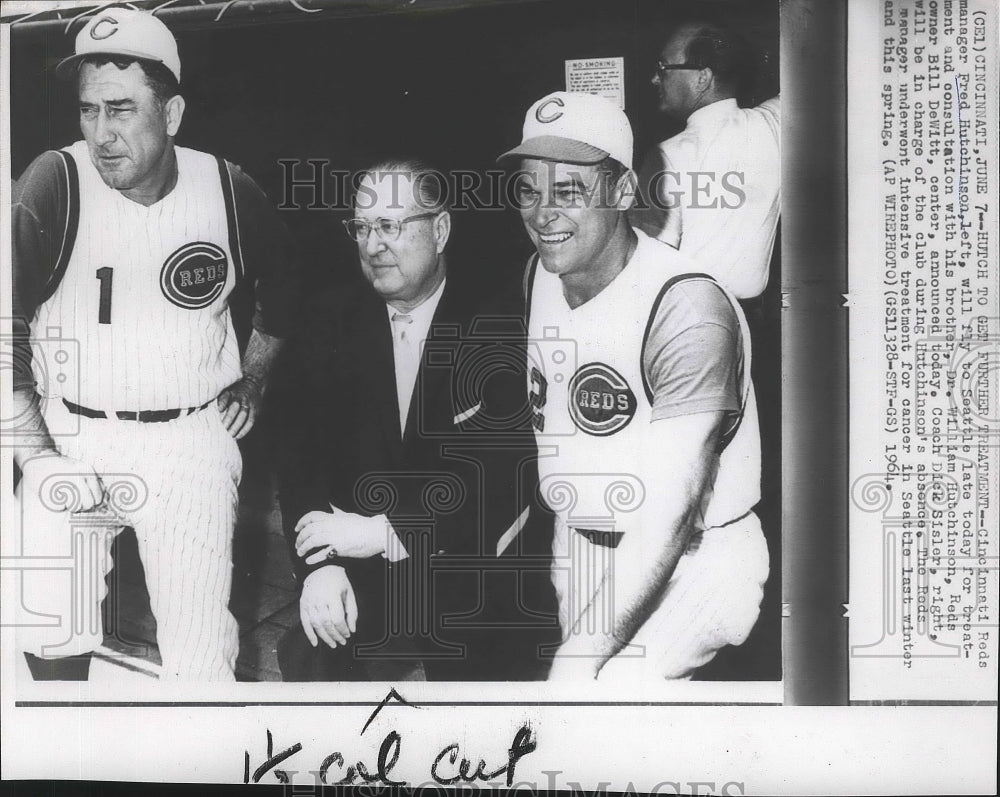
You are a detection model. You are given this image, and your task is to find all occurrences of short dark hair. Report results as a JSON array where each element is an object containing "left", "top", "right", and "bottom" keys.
[
  {"left": 681, "top": 24, "right": 753, "bottom": 95},
  {"left": 356, "top": 157, "right": 449, "bottom": 214},
  {"left": 77, "top": 55, "right": 180, "bottom": 106}
]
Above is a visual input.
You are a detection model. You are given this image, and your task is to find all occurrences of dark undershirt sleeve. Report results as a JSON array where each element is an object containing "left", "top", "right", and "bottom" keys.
[
  {"left": 11, "top": 151, "right": 69, "bottom": 392},
  {"left": 228, "top": 163, "right": 298, "bottom": 339},
  {"left": 630, "top": 145, "right": 670, "bottom": 240},
  {"left": 642, "top": 279, "right": 743, "bottom": 422}
]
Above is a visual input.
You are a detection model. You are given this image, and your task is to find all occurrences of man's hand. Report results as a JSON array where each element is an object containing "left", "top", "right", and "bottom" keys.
[
  {"left": 216, "top": 376, "right": 263, "bottom": 440},
  {"left": 220, "top": 328, "right": 284, "bottom": 440},
  {"left": 19, "top": 453, "right": 104, "bottom": 513},
  {"left": 299, "top": 566, "right": 358, "bottom": 649},
  {"left": 550, "top": 411, "right": 726, "bottom": 675},
  {"left": 295, "top": 507, "right": 389, "bottom": 562}
]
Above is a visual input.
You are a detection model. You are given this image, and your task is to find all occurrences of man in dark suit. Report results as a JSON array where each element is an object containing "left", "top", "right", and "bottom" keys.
[{"left": 276, "top": 158, "right": 558, "bottom": 681}]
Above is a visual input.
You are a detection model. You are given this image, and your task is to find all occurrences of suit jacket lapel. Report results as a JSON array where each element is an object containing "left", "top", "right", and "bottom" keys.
[
  {"left": 349, "top": 287, "right": 404, "bottom": 456},
  {"left": 402, "top": 280, "right": 465, "bottom": 443}
]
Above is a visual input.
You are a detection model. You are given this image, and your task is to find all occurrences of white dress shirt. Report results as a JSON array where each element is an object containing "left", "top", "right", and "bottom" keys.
[
  {"left": 386, "top": 277, "right": 446, "bottom": 434},
  {"left": 633, "top": 96, "right": 781, "bottom": 299}
]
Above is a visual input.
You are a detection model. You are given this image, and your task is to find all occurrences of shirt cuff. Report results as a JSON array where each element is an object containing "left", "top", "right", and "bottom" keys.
[{"left": 377, "top": 514, "right": 410, "bottom": 563}]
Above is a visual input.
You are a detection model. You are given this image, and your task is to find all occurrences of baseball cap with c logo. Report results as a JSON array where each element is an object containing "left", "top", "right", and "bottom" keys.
[
  {"left": 56, "top": 8, "right": 181, "bottom": 83},
  {"left": 498, "top": 90, "right": 633, "bottom": 168}
]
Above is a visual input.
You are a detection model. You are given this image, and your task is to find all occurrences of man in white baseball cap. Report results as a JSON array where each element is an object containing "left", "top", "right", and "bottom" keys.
[
  {"left": 12, "top": 6, "right": 297, "bottom": 681},
  {"left": 497, "top": 90, "right": 637, "bottom": 291},
  {"left": 501, "top": 91, "right": 769, "bottom": 683}
]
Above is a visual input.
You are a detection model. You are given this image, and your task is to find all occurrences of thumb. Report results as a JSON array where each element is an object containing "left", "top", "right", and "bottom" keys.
[
  {"left": 300, "top": 605, "right": 318, "bottom": 647},
  {"left": 345, "top": 584, "right": 358, "bottom": 634}
]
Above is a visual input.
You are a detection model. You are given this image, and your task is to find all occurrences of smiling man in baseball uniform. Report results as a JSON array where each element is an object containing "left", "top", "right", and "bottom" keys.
[
  {"left": 11, "top": 8, "right": 295, "bottom": 680},
  {"left": 499, "top": 91, "right": 769, "bottom": 681}
]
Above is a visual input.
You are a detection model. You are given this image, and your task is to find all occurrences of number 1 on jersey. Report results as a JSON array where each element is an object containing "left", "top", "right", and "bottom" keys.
[{"left": 96, "top": 267, "right": 113, "bottom": 324}]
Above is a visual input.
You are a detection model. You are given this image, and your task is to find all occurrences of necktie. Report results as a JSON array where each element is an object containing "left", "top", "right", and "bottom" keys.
[
  {"left": 392, "top": 312, "right": 413, "bottom": 342},
  {"left": 391, "top": 312, "right": 417, "bottom": 432}
]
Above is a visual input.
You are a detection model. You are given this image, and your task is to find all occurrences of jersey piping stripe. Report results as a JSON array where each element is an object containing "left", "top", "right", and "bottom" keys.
[
  {"left": 523, "top": 253, "right": 539, "bottom": 329},
  {"left": 39, "top": 150, "right": 80, "bottom": 305},
  {"left": 495, "top": 504, "right": 531, "bottom": 557},
  {"left": 217, "top": 157, "right": 245, "bottom": 281},
  {"left": 721, "top": 283, "right": 753, "bottom": 453},
  {"left": 640, "top": 272, "right": 749, "bottom": 454}
]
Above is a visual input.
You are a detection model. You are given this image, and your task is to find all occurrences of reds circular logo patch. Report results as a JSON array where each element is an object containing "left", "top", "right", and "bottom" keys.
[
  {"left": 160, "top": 242, "right": 228, "bottom": 309},
  {"left": 568, "top": 362, "right": 637, "bottom": 436}
]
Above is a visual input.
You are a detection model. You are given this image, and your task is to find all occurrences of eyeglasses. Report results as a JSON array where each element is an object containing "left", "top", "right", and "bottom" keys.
[
  {"left": 656, "top": 60, "right": 701, "bottom": 75},
  {"left": 342, "top": 212, "right": 439, "bottom": 242}
]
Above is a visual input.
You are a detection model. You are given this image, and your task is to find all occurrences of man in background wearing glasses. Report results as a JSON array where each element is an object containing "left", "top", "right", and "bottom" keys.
[
  {"left": 275, "top": 159, "right": 558, "bottom": 681},
  {"left": 630, "top": 21, "right": 781, "bottom": 300}
]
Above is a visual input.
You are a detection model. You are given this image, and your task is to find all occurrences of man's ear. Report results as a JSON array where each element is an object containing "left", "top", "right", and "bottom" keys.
[
  {"left": 613, "top": 170, "right": 638, "bottom": 212},
  {"left": 695, "top": 66, "right": 715, "bottom": 93},
  {"left": 165, "top": 94, "right": 185, "bottom": 137},
  {"left": 434, "top": 210, "right": 452, "bottom": 254}
]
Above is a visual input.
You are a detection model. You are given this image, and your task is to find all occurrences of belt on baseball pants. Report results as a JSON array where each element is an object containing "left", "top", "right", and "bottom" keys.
[
  {"left": 572, "top": 511, "right": 755, "bottom": 551},
  {"left": 62, "top": 398, "right": 212, "bottom": 423}
]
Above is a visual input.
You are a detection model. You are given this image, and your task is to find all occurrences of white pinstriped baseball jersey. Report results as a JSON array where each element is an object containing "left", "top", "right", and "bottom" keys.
[
  {"left": 32, "top": 141, "right": 243, "bottom": 411},
  {"left": 12, "top": 136, "right": 294, "bottom": 680}
]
